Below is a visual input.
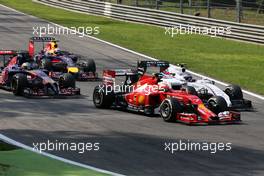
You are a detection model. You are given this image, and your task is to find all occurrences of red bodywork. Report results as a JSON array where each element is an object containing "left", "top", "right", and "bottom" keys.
[{"left": 103, "top": 70, "right": 240, "bottom": 125}]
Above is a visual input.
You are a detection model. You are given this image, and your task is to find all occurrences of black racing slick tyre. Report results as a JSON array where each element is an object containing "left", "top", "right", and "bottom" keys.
[
  {"left": 60, "top": 73, "right": 76, "bottom": 88},
  {"left": 208, "top": 96, "right": 228, "bottom": 114},
  {"left": 86, "top": 59, "right": 96, "bottom": 73},
  {"left": 78, "top": 59, "right": 96, "bottom": 73},
  {"left": 160, "top": 98, "right": 183, "bottom": 122},
  {"left": 224, "top": 85, "right": 243, "bottom": 100},
  {"left": 11, "top": 74, "right": 28, "bottom": 96},
  {"left": 93, "top": 85, "right": 114, "bottom": 108},
  {"left": 41, "top": 59, "right": 52, "bottom": 71},
  {"left": 185, "top": 86, "right": 198, "bottom": 96}
]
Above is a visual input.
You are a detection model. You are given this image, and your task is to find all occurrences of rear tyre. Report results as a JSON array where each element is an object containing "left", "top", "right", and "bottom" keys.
[
  {"left": 208, "top": 96, "right": 228, "bottom": 114},
  {"left": 93, "top": 85, "right": 114, "bottom": 108},
  {"left": 11, "top": 74, "right": 28, "bottom": 96},
  {"left": 59, "top": 73, "right": 76, "bottom": 88},
  {"left": 160, "top": 98, "right": 183, "bottom": 122},
  {"left": 224, "top": 85, "right": 243, "bottom": 100}
]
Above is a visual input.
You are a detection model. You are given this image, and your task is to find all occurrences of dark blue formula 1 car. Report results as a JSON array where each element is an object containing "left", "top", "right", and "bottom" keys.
[
  {"left": 0, "top": 50, "right": 80, "bottom": 97},
  {"left": 29, "top": 37, "right": 98, "bottom": 81}
]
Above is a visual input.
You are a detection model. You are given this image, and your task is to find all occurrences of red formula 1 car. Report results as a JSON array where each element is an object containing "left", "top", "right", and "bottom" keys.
[
  {"left": 93, "top": 61, "right": 241, "bottom": 125},
  {"left": 0, "top": 50, "right": 80, "bottom": 97},
  {"left": 29, "top": 37, "right": 99, "bottom": 81}
]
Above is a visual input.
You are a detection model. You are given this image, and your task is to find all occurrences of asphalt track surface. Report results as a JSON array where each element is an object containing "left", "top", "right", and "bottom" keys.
[{"left": 0, "top": 5, "right": 264, "bottom": 176}]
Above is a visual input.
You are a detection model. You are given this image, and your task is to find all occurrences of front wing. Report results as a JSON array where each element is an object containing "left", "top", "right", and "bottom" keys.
[{"left": 176, "top": 111, "right": 241, "bottom": 125}]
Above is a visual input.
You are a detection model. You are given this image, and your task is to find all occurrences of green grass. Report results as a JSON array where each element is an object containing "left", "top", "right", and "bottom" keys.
[
  {"left": 0, "top": 143, "right": 108, "bottom": 176},
  {"left": 0, "top": 0, "right": 264, "bottom": 95}
]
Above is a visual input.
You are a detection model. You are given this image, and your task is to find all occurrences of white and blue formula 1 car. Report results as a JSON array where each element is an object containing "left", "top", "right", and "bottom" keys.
[{"left": 160, "top": 64, "right": 252, "bottom": 110}]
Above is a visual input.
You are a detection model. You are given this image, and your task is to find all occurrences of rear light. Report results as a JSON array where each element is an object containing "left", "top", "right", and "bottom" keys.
[{"left": 51, "top": 59, "right": 61, "bottom": 63}]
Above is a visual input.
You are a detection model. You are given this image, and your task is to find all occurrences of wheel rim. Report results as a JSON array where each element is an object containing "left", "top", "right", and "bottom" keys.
[
  {"left": 209, "top": 100, "right": 218, "bottom": 113},
  {"left": 161, "top": 102, "right": 171, "bottom": 119},
  {"left": 94, "top": 90, "right": 103, "bottom": 105},
  {"left": 47, "top": 84, "right": 59, "bottom": 95}
]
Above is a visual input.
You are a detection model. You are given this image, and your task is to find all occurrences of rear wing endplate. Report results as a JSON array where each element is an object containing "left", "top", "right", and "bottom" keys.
[{"left": 102, "top": 69, "right": 137, "bottom": 85}]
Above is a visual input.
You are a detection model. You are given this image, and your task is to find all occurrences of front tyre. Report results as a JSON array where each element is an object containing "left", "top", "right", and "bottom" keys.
[
  {"left": 208, "top": 96, "right": 228, "bottom": 114},
  {"left": 11, "top": 74, "right": 28, "bottom": 96},
  {"left": 224, "top": 85, "right": 243, "bottom": 100},
  {"left": 160, "top": 98, "right": 183, "bottom": 122},
  {"left": 59, "top": 73, "right": 76, "bottom": 88}
]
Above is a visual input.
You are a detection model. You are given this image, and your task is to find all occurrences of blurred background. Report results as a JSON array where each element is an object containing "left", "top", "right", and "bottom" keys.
[{"left": 102, "top": 0, "right": 264, "bottom": 26}]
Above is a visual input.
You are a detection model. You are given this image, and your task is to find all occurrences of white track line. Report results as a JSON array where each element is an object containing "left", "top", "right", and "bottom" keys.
[{"left": 0, "top": 134, "right": 125, "bottom": 176}]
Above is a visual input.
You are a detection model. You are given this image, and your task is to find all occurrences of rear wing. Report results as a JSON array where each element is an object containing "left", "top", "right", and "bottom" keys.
[
  {"left": 29, "top": 37, "right": 58, "bottom": 42},
  {"left": 137, "top": 60, "right": 170, "bottom": 75},
  {"left": 28, "top": 37, "right": 59, "bottom": 58},
  {"left": 0, "top": 50, "right": 17, "bottom": 69},
  {"left": 103, "top": 69, "right": 138, "bottom": 85},
  {"left": 0, "top": 50, "right": 30, "bottom": 69}
]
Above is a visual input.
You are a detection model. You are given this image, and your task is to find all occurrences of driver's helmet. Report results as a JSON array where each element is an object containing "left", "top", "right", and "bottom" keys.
[
  {"left": 153, "top": 72, "right": 163, "bottom": 81},
  {"left": 45, "top": 41, "right": 58, "bottom": 55},
  {"left": 21, "top": 62, "right": 31, "bottom": 70},
  {"left": 50, "top": 41, "right": 58, "bottom": 49}
]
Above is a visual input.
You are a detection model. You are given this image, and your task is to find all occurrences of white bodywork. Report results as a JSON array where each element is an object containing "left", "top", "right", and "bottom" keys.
[{"left": 162, "top": 65, "right": 232, "bottom": 107}]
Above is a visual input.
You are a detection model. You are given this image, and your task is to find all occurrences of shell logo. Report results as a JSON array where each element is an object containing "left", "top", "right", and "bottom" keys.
[
  {"left": 198, "top": 104, "right": 207, "bottom": 112},
  {"left": 138, "top": 95, "right": 145, "bottom": 105}
]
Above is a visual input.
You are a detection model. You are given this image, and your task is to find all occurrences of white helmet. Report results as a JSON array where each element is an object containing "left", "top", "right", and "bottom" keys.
[{"left": 21, "top": 62, "right": 31, "bottom": 70}]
